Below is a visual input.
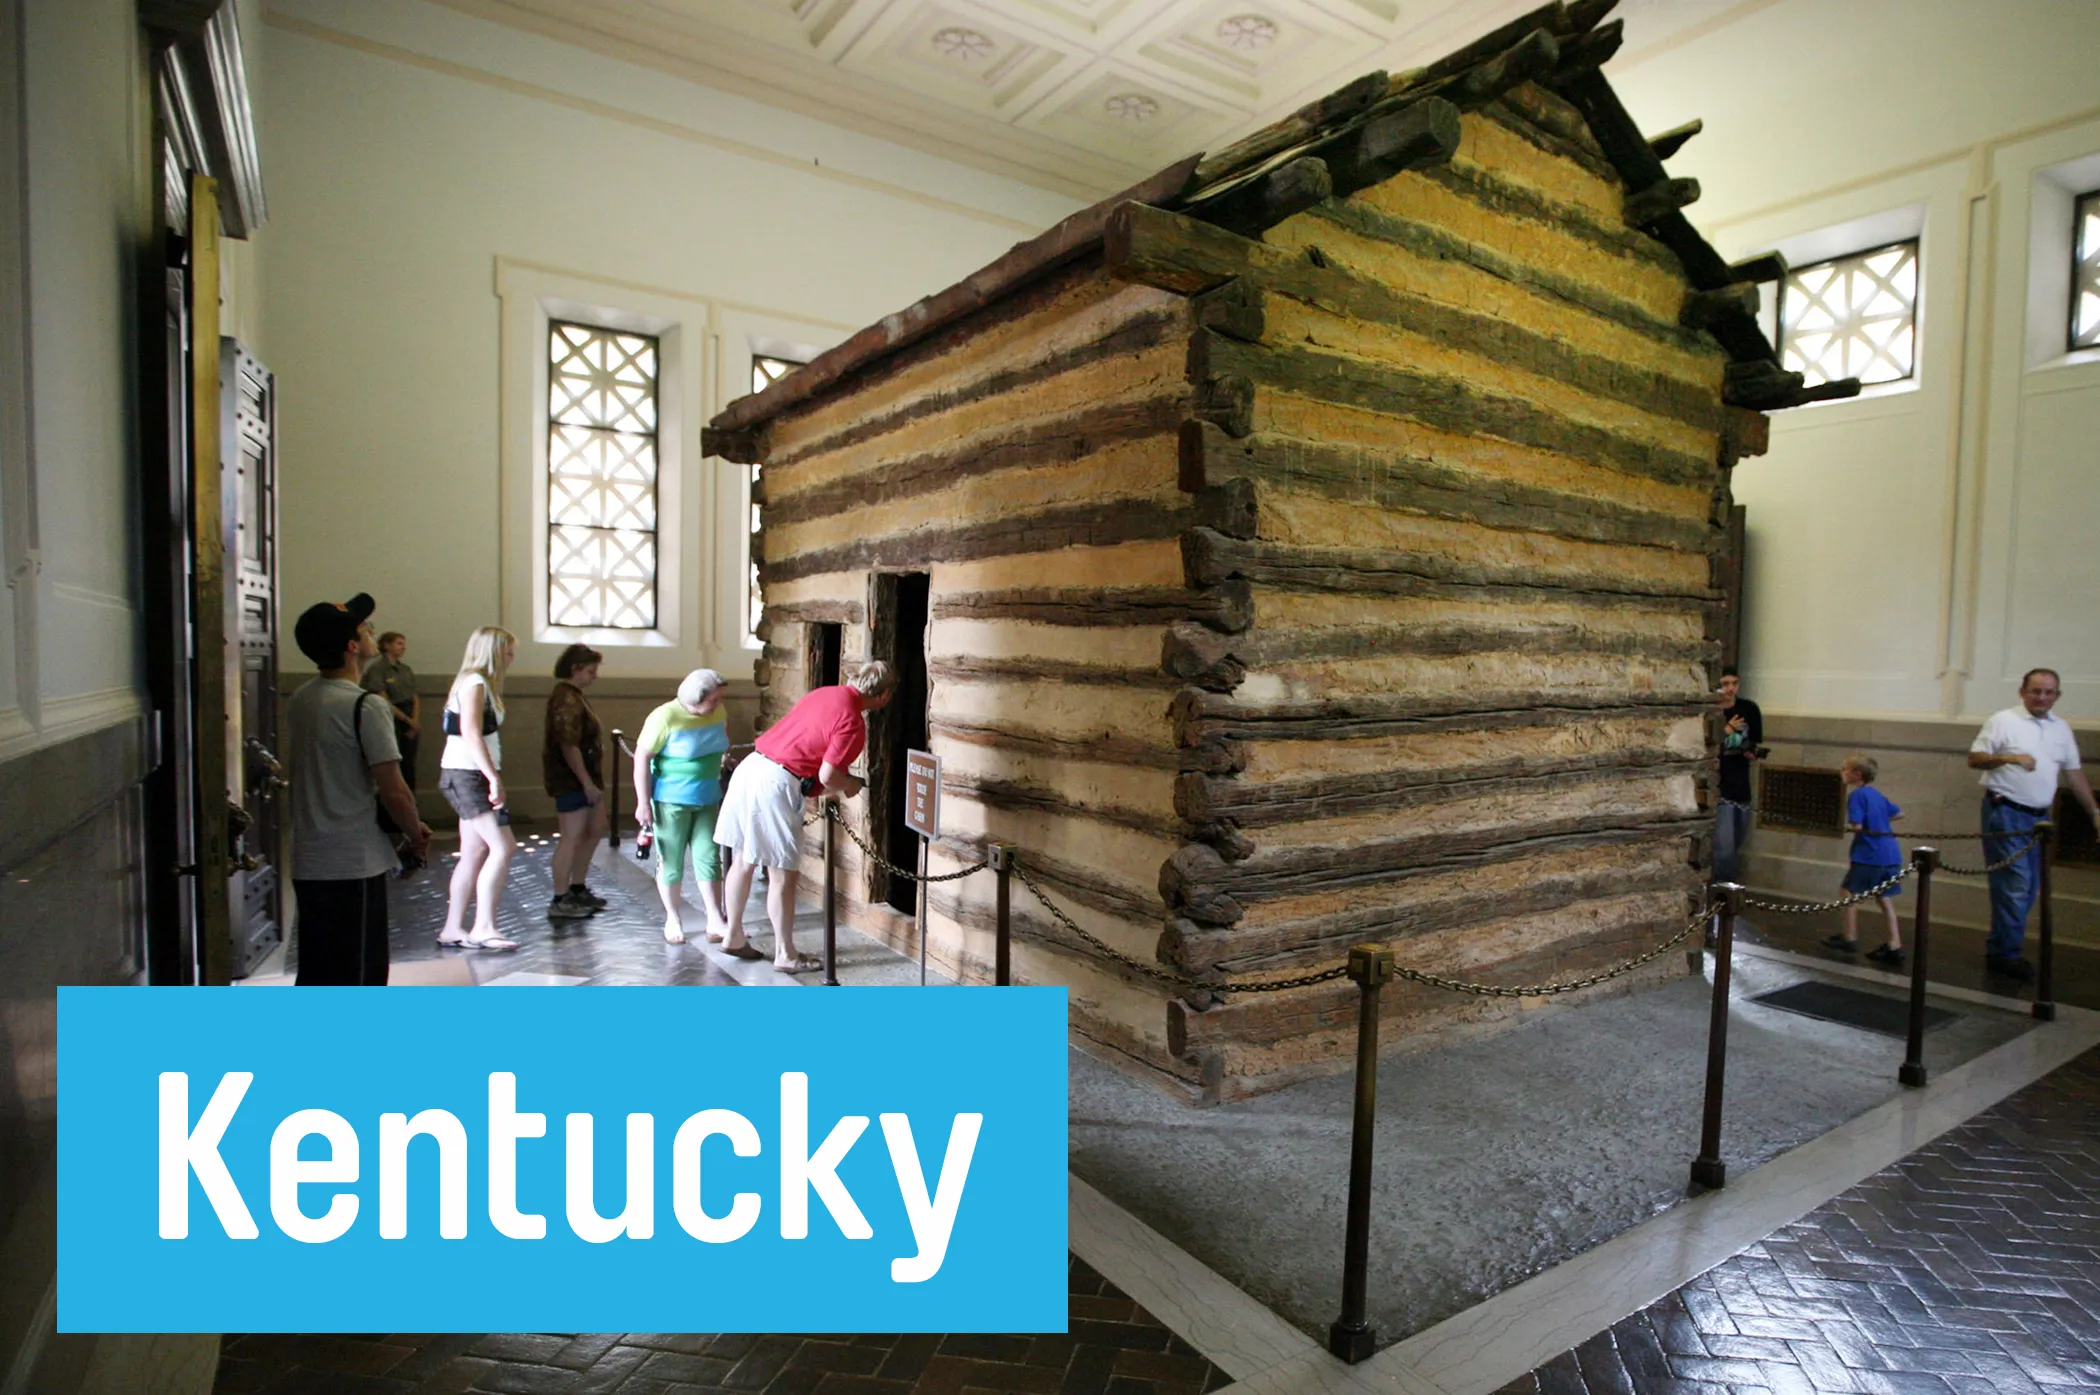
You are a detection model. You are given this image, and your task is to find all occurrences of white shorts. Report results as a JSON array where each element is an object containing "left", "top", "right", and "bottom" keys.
[{"left": 714, "top": 751, "right": 805, "bottom": 870}]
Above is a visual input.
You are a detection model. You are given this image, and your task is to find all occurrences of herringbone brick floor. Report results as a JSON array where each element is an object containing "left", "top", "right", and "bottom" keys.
[
  {"left": 1500, "top": 1046, "right": 2100, "bottom": 1394},
  {"left": 211, "top": 1254, "right": 1233, "bottom": 1395}
]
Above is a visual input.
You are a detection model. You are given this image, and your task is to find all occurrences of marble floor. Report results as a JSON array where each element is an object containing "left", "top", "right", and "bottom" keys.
[{"left": 239, "top": 832, "right": 2100, "bottom": 1395}]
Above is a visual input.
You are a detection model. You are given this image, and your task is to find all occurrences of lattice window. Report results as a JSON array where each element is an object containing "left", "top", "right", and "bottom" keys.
[
  {"left": 1778, "top": 240, "right": 1919, "bottom": 388},
  {"left": 748, "top": 353, "right": 803, "bottom": 641},
  {"left": 1757, "top": 765, "right": 1844, "bottom": 836},
  {"left": 547, "top": 322, "right": 659, "bottom": 629},
  {"left": 2073, "top": 190, "right": 2100, "bottom": 352}
]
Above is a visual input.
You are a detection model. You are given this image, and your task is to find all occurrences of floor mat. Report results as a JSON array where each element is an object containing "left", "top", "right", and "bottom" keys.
[{"left": 1749, "top": 978, "right": 1956, "bottom": 1037}]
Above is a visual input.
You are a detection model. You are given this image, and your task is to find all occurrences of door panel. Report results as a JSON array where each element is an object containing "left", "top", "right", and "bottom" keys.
[
  {"left": 225, "top": 340, "right": 282, "bottom": 977},
  {"left": 186, "top": 171, "right": 234, "bottom": 985}
]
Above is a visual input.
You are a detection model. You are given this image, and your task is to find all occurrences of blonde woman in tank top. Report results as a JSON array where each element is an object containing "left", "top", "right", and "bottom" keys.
[{"left": 437, "top": 626, "right": 520, "bottom": 950}]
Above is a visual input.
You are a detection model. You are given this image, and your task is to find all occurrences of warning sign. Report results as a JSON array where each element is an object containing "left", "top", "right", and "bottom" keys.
[{"left": 905, "top": 749, "right": 941, "bottom": 840}]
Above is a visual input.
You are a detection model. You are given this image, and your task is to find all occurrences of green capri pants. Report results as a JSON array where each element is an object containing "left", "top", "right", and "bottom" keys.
[{"left": 652, "top": 801, "right": 723, "bottom": 884}]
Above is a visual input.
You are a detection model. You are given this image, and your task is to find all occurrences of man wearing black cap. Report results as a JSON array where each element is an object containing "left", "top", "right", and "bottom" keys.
[{"left": 285, "top": 593, "right": 430, "bottom": 984}]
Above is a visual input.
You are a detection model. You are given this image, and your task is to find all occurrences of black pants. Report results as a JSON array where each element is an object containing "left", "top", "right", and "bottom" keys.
[
  {"left": 294, "top": 874, "right": 390, "bottom": 985},
  {"left": 395, "top": 723, "right": 419, "bottom": 790}
]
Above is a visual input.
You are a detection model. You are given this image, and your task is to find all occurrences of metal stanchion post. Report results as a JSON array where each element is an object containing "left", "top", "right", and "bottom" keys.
[
  {"left": 608, "top": 730, "right": 623, "bottom": 850},
  {"left": 1900, "top": 848, "right": 1936, "bottom": 1088},
  {"left": 918, "top": 836, "right": 930, "bottom": 987},
  {"left": 990, "top": 843, "right": 1016, "bottom": 986},
  {"left": 2035, "top": 822, "right": 2056, "bottom": 1022},
  {"left": 822, "top": 800, "right": 839, "bottom": 987},
  {"left": 1690, "top": 884, "right": 1740, "bottom": 1191},
  {"left": 1328, "top": 943, "right": 1395, "bottom": 1365}
]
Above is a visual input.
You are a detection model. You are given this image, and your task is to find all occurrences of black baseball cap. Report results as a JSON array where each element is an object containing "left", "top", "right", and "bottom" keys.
[{"left": 293, "top": 593, "right": 376, "bottom": 668}]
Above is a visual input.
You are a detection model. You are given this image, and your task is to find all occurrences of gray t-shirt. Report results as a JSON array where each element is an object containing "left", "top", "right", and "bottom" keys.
[{"left": 287, "top": 675, "right": 403, "bottom": 881}]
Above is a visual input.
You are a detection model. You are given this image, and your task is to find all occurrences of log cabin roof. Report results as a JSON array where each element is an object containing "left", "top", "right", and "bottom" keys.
[{"left": 703, "top": 0, "right": 1855, "bottom": 460}]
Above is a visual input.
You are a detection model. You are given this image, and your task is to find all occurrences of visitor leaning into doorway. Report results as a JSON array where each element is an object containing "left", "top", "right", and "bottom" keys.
[
  {"left": 1712, "top": 667, "right": 1763, "bottom": 885},
  {"left": 715, "top": 661, "right": 896, "bottom": 974},
  {"left": 436, "top": 625, "right": 521, "bottom": 952},
  {"left": 1968, "top": 668, "right": 2098, "bottom": 981},
  {"left": 285, "top": 593, "right": 431, "bottom": 985},
  {"left": 361, "top": 629, "right": 421, "bottom": 789},
  {"left": 544, "top": 643, "right": 609, "bottom": 922},
  {"left": 633, "top": 668, "right": 762, "bottom": 957}
]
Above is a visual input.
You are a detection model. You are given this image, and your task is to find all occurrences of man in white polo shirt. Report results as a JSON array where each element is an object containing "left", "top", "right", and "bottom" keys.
[{"left": 1968, "top": 668, "right": 2098, "bottom": 980}]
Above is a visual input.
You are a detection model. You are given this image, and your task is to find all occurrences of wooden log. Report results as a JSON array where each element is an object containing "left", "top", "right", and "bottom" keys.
[
  {"left": 930, "top": 655, "right": 1180, "bottom": 689},
  {"left": 1648, "top": 118, "right": 1702, "bottom": 160},
  {"left": 1726, "top": 252, "right": 1789, "bottom": 285},
  {"left": 703, "top": 424, "right": 763, "bottom": 464},
  {"left": 1417, "top": 157, "right": 1680, "bottom": 272},
  {"left": 1317, "top": 98, "right": 1464, "bottom": 198},
  {"left": 763, "top": 393, "right": 1186, "bottom": 529},
  {"left": 931, "top": 718, "right": 1242, "bottom": 775},
  {"left": 1162, "top": 814, "right": 1704, "bottom": 914},
  {"left": 1189, "top": 156, "right": 1333, "bottom": 240},
  {"left": 1424, "top": 29, "right": 1561, "bottom": 111},
  {"left": 1680, "top": 283, "right": 1759, "bottom": 331},
  {"left": 712, "top": 155, "right": 1200, "bottom": 434},
  {"left": 1402, "top": 5, "right": 1561, "bottom": 92},
  {"left": 941, "top": 770, "right": 1185, "bottom": 842},
  {"left": 1173, "top": 684, "right": 1708, "bottom": 746},
  {"left": 764, "top": 301, "right": 1185, "bottom": 471},
  {"left": 1307, "top": 196, "right": 1719, "bottom": 359},
  {"left": 933, "top": 581, "right": 1253, "bottom": 633},
  {"left": 1195, "top": 373, "right": 1255, "bottom": 438},
  {"left": 1771, "top": 376, "right": 1863, "bottom": 410},
  {"left": 765, "top": 598, "right": 866, "bottom": 625},
  {"left": 1548, "top": 19, "right": 1623, "bottom": 80},
  {"left": 1183, "top": 699, "right": 1701, "bottom": 752},
  {"left": 1163, "top": 616, "right": 1711, "bottom": 678},
  {"left": 1623, "top": 176, "right": 1701, "bottom": 228},
  {"left": 764, "top": 495, "right": 1202, "bottom": 585},
  {"left": 1177, "top": 753, "right": 1706, "bottom": 829},
  {"left": 1123, "top": 204, "right": 1724, "bottom": 431},
  {"left": 1182, "top": 529, "right": 1710, "bottom": 609},
  {"left": 1201, "top": 334, "right": 1717, "bottom": 489},
  {"left": 1163, "top": 851, "right": 1690, "bottom": 973},
  {"left": 1477, "top": 95, "right": 1619, "bottom": 187},
  {"left": 1180, "top": 423, "right": 1710, "bottom": 553},
  {"left": 1190, "top": 279, "right": 1264, "bottom": 343},
  {"left": 1719, "top": 406, "right": 1770, "bottom": 465},
  {"left": 1723, "top": 358, "right": 1806, "bottom": 409},
  {"left": 1190, "top": 70, "right": 1388, "bottom": 189}
]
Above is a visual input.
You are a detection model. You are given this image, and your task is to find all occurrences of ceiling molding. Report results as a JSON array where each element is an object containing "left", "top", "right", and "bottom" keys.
[{"left": 424, "top": 0, "right": 1150, "bottom": 200}]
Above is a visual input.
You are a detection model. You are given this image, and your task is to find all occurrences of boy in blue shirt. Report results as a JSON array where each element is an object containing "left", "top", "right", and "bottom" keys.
[{"left": 1824, "top": 754, "right": 1906, "bottom": 967}]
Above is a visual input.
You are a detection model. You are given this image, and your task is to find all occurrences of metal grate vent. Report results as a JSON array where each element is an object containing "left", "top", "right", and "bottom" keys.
[{"left": 1758, "top": 764, "right": 1844, "bottom": 836}]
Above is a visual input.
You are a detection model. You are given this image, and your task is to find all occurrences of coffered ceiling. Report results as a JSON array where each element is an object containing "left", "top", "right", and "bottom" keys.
[{"left": 429, "top": 0, "right": 1767, "bottom": 200}]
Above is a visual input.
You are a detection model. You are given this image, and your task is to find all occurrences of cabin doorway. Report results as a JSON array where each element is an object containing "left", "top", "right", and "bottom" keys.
[{"left": 869, "top": 572, "right": 930, "bottom": 915}]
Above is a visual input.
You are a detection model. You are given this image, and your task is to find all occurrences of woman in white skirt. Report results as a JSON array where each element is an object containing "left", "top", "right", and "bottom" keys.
[{"left": 715, "top": 661, "right": 894, "bottom": 973}]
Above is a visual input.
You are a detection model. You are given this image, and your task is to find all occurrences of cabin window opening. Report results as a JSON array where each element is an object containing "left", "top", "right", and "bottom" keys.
[
  {"left": 1777, "top": 239, "right": 1919, "bottom": 388},
  {"left": 2073, "top": 189, "right": 2100, "bottom": 352},
  {"left": 870, "top": 573, "right": 931, "bottom": 917},
  {"left": 748, "top": 354, "right": 804, "bottom": 644},
  {"left": 808, "top": 622, "right": 842, "bottom": 691}
]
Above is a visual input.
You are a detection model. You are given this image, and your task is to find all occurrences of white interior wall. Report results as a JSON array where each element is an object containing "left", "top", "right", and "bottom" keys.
[
  {"left": 260, "top": 0, "right": 1081, "bottom": 685},
  {"left": 1614, "top": 0, "right": 2100, "bottom": 728},
  {"left": 6, "top": 0, "right": 149, "bottom": 760}
]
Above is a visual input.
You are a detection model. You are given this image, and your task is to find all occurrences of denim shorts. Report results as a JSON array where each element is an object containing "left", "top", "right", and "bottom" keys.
[{"left": 553, "top": 788, "right": 593, "bottom": 814}]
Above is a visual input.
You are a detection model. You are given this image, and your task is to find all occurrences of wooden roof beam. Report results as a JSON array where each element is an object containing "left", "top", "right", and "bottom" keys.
[{"left": 1648, "top": 119, "right": 1703, "bottom": 160}]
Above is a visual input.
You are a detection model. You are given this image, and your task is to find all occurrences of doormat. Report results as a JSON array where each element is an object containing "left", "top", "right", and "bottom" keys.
[{"left": 1749, "top": 980, "right": 1957, "bottom": 1038}]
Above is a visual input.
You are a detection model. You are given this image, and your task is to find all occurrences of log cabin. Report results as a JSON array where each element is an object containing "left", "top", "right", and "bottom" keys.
[{"left": 702, "top": 0, "right": 1854, "bottom": 1103}]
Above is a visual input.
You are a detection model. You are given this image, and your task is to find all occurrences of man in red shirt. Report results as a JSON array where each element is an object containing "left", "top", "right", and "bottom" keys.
[{"left": 715, "top": 661, "right": 896, "bottom": 973}]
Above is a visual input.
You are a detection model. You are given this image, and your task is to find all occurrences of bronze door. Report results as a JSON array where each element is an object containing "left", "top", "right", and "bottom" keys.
[{"left": 224, "top": 339, "right": 283, "bottom": 978}]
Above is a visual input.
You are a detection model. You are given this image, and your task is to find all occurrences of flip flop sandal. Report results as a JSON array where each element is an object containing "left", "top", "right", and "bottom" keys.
[
  {"left": 436, "top": 933, "right": 470, "bottom": 947},
  {"left": 721, "top": 942, "right": 766, "bottom": 961},
  {"left": 462, "top": 934, "right": 520, "bottom": 952},
  {"left": 774, "top": 952, "right": 824, "bottom": 975}
]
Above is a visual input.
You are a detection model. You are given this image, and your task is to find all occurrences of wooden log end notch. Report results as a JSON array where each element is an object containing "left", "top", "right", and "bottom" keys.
[
  {"left": 1320, "top": 97, "right": 1464, "bottom": 199},
  {"left": 1624, "top": 176, "right": 1700, "bottom": 229},
  {"left": 1189, "top": 156, "right": 1334, "bottom": 240},
  {"left": 1680, "top": 281, "right": 1758, "bottom": 331}
]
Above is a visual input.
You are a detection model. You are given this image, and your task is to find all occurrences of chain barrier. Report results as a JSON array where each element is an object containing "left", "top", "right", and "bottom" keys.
[
  {"left": 825, "top": 803, "right": 989, "bottom": 883},
  {"left": 1013, "top": 863, "right": 1715, "bottom": 999},
  {"left": 1938, "top": 831, "right": 2043, "bottom": 878},
  {"left": 1739, "top": 863, "right": 1914, "bottom": 915}
]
